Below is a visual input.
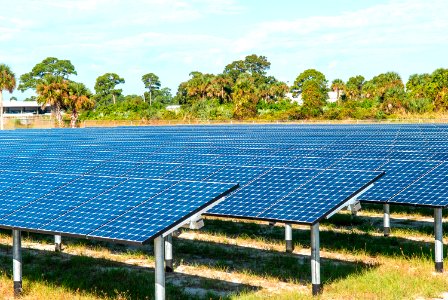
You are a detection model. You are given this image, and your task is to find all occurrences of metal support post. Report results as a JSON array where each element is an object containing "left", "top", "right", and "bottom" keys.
[
  {"left": 285, "top": 223, "right": 294, "bottom": 253},
  {"left": 383, "top": 204, "right": 390, "bottom": 236},
  {"left": 165, "top": 234, "right": 173, "bottom": 272},
  {"left": 311, "top": 223, "right": 322, "bottom": 296},
  {"left": 434, "top": 208, "right": 443, "bottom": 272},
  {"left": 55, "top": 235, "right": 62, "bottom": 252},
  {"left": 154, "top": 236, "right": 165, "bottom": 300},
  {"left": 13, "top": 230, "right": 22, "bottom": 296}
]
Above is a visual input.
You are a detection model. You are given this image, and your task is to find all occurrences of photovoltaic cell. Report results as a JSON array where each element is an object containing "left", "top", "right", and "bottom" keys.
[
  {"left": 388, "top": 162, "right": 448, "bottom": 207},
  {"left": 360, "top": 160, "right": 441, "bottom": 202},
  {"left": 0, "top": 173, "right": 78, "bottom": 218},
  {"left": 258, "top": 169, "right": 384, "bottom": 224},
  {"left": 88, "top": 181, "right": 237, "bottom": 244},
  {"left": 125, "top": 163, "right": 181, "bottom": 179},
  {"left": 0, "top": 176, "right": 127, "bottom": 230},
  {"left": 204, "top": 165, "right": 269, "bottom": 186},
  {"left": 209, "top": 168, "right": 322, "bottom": 217},
  {"left": 162, "top": 165, "right": 223, "bottom": 181},
  {"left": 40, "top": 178, "right": 177, "bottom": 235}
]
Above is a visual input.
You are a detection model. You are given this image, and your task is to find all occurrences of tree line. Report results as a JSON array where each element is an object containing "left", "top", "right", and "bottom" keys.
[{"left": 1, "top": 55, "right": 448, "bottom": 126}]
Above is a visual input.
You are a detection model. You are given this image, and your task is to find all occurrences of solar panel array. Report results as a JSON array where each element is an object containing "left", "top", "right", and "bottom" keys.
[{"left": 0, "top": 123, "right": 446, "bottom": 240}]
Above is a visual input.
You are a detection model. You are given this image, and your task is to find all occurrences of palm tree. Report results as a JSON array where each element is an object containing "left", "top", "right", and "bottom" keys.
[
  {"left": 36, "top": 75, "right": 68, "bottom": 127},
  {"left": 331, "top": 79, "right": 345, "bottom": 101},
  {"left": 65, "top": 82, "right": 94, "bottom": 128},
  {"left": 0, "top": 64, "right": 17, "bottom": 130}
]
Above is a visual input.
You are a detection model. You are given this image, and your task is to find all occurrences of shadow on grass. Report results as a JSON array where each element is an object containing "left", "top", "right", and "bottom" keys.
[
  {"left": 200, "top": 217, "right": 439, "bottom": 262},
  {"left": 174, "top": 237, "right": 378, "bottom": 286},
  {"left": 0, "top": 241, "right": 257, "bottom": 300}
]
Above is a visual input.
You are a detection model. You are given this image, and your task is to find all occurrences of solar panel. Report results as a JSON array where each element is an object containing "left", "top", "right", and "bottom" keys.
[
  {"left": 258, "top": 169, "right": 384, "bottom": 224},
  {"left": 287, "top": 157, "right": 339, "bottom": 169},
  {"left": 125, "top": 162, "right": 181, "bottom": 179},
  {"left": 360, "top": 160, "right": 441, "bottom": 202},
  {"left": 87, "top": 161, "right": 143, "bottom": 177},
  {"left": 88, "top": 181, "right": 237, "bottom": 244},
  {"left": 162, "top": 165, "right": 223, "bottom": 181},
  {"left": 0, "top": 176, "right": 127, "bottom": 229},
  {"left": 40, "top": 178, "right": 177, "bottom": 235},
  {"left": 0, "top": 173, "right": 79, "bottom": 218},
  {"left": 388, "top": 162, "right": 448, "bottom": 207},
  {"left": 204, "top": 165, "right": 269, "bottom": 186},
  {"left": 209, "top": 168, "right": 322, "bottom": 217}
]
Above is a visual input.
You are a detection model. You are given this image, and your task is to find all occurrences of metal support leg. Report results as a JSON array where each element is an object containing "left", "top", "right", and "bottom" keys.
[
  {"left": 165, "top": 234, "right": 173, "bottom": 272},
  {"left": 285, "top": 223, "right": 294, "bottom": 253},
  {"left": 383, "top": 204, "right": 390, "bottom": 237},
  {"left": 55, "top": 235, "right": 62, "bottom": 252},
  {"left": 311, "top": 223, "right": 322, "bottom": 296},
  {"left": 434, "top": 208, "right": 443, "bottom": 272},
  {"left": 154, "top": 236, "right": 165, "bottom": 300},
  {"left": 13, "top": 230, "right": 22, "bottom": 296}
]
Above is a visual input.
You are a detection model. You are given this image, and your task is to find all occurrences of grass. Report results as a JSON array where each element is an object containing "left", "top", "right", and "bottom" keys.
[{"left": 0, "top": 205, "right": 447, "bottom": 299}]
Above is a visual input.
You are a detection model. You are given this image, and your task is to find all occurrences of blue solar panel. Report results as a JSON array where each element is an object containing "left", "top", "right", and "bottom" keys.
[
  {"left": 40, "top": 178, "right": 177, "bottom": 235},
  {"left": 287, "top": 157, "right": 339, "bottom": 169},
  {"left": 209, "top": 168, "right": 322, "bottom": 217},
  {"left": 258, "top": 169, "right": 384, "bottom": 224},
  {"left": 162, "top": 165, "right": 223, "bottom": 181},
  {"left": 246, "top": 156, "right": 295, "bottom": 167},
  {"left": 360, "top": 160, "right": 441, "bottom": 202},
  {"left": 0, "top": 171, "right": 39, "bottom": 192},
  {"left": 204, "top": 165, "right": 269, "bottom": 186},
  {"left": 88, "top": 181, "right": 237, "bottom": 243},
  {"left": 210, "top": 155, "right": 254, "bottom": 166},
  {"left": 388, "top": 162, "right": 448, "bottom": 207},
  {"left": 0, "top": 173, "right": 78, "bottom": 218},
  {"left": 54, "top": 160, "right": 103, "bottom": 175},
  {"left": 88, "top": 161, "right": 143, "bottom": 177},
  {"left": 0, "top": 176, "right": 126, "bottom": 230},
  {"left": 125, "top": 162, "right": 181, "bottom": 179},
  {"left": 332, "top": 158, "right": 388, "bottom": 171}
]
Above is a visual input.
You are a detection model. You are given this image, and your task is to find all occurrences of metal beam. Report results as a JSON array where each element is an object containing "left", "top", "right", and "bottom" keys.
[
  {"left": 383, "top": 204, "right": 390, "bottom": 237},
  {"left": 285, "top": 223, "right": 294, "bottom": 253},
  {"left": 55, "top": 235, "right": 62, "bottom": 252},
  {"left": 154, "top": 235, "right": 165, "bottom": 300},
  {"left": 311, "top": 223, "right": 322, "bottom": 296},
  {"left": 165, "top": 234, "right": 173, "bottom": 272},
  {"left": 434, "top": 208, "right": 443, "bottom": 273},
  {"left": 12, "top": 230, "right": 22, "bottom": 296}
]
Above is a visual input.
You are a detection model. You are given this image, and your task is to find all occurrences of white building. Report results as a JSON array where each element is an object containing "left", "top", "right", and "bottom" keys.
[{"left": 2, "top": 101, "right": 51, "bottom": 116}]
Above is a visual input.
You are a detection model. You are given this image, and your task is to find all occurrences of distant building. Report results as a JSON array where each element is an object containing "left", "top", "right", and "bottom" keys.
[
  {"left": 286, "top": 91, "right": 339, "bottom": 104},
  {"left": 2, "top": 101, "right": 51, "bottom": 116},
  {"left": 165, "top": 105, "right": 181, "bottom": 112}
]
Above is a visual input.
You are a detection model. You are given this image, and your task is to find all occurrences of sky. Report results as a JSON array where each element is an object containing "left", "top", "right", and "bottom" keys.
[{"left": 1, "top": 0, "right": 448, "bottom": 100}]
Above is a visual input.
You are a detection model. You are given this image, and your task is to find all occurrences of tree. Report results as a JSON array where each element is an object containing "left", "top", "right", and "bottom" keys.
[
  {"left": 141, "top": 73, "right": 161, "bottom": 105},
  {"left": 0, "top": 64, "right": 16, "bottom": 130},
  {"left": 291, "top": 69, "right": 327, "bottom": 96},
  {"left": 301, "top": 80, "right": 327, "bottom": 117},
  {"left": 94, "top": 73, "right": 125, "bottom": 106},
  {"left": 344, "top": 75, "right": 365, "bottom": 100},
  {"left": 232, "top": 74, "right": 258, "bottom": 119},
  {"left": 207, "top": 74, "right": 233, "bottom": 103},
  {"left": 36, "top": 75, "right": 68, "bottom": 127},
  {"left": 331, "top": 79, "right": 345, "bottom": 101},
  {"left": 223, "top": 54, "right": 270, "bottom": 83},
  {"left": 65, "top": 82, "right": 94, "bottom": 128},
  {"left": 406, "top": 73, "right": 431, "bottom": 99},
  {"left": 428, "top": 69, "right": 448, "bottom": 110},
  {"left": 18, "top": 57, "right": 77, "bottom": 92}
]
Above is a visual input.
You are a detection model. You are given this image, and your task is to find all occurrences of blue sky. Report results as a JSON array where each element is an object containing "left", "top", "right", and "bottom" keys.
[{"left": 1, "top": 0, "right": 447, "bottom": 100}]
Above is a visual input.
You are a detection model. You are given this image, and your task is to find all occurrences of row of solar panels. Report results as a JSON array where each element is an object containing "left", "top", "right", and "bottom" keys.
[
  {"left": 0, "top": 171, "right": 236, "bottom": 244},
  {"left": 0, "top": 154, "right": 445, "bottom": 208}
]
